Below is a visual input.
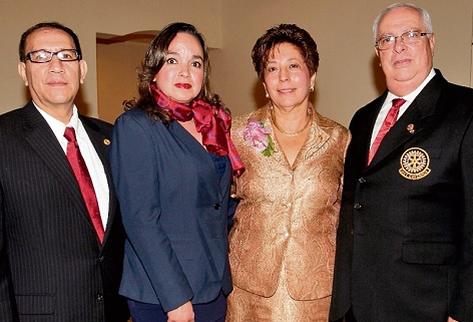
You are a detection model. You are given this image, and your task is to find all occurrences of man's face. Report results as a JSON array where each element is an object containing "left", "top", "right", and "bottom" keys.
[
  {"left": 18, "top": 28, "right": 87, "bottom": 113},
  {"left": 376, "top": 7, "right": 435, "bottom": 95}
]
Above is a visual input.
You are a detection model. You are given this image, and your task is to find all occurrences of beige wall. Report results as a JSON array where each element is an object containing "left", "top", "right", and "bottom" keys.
[
  {"left": 97, "top": 40, "right": 146, "bottom": 123},
  {"left": 1, "top": 0, "right": 472, "bottom": 127},
  {"left": 0, "top": 0, "right": 222, "bottom": 116},
  {"left": 212, "top": 0, "right": 473, "bottom": 126}
]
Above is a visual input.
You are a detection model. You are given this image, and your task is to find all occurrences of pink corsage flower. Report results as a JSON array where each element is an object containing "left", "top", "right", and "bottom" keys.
[{"left": 243, "top": 119, "right": 275, "bottom": 157}]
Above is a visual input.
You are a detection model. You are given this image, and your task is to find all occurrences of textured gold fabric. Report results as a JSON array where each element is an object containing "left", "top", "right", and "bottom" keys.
[
  {"left": 227, "top": 106, "right": 350, "bottom": 321},
  {"left": 227, "top": 264, "right": 331, "bottom": 322}
]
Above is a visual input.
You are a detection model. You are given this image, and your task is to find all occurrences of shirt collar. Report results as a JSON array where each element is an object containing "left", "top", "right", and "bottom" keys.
[{"left": 33, "top": 102, "right": 80, "bottom": 139}]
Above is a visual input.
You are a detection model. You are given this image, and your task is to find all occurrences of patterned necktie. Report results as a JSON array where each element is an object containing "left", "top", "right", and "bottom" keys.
[
  {"left": 368, "top": 98, "right": 406, "bottom": 165},
  {"left": 64, "top": 127, "right": 104, "bottom": 243}
]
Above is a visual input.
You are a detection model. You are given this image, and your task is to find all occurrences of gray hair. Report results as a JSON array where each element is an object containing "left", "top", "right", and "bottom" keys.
[{"left": 372, "top": 3, "right": 433, "bottom": 44}]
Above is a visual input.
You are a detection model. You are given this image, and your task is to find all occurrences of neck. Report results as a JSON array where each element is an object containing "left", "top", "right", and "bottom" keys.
[
  {"left": 36, "top": 103, "right": 74, "bottom": 125},
  {"left": 270, "top": 103, "right": 312, "bottom": 136},
  {"left": 387, "top": 69, "right": 431, "bottom": 97}
]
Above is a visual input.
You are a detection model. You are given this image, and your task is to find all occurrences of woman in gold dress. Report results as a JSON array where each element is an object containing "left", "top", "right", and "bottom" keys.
[{"left": 226, "top": 24, "right": 350, "bottom": 321}]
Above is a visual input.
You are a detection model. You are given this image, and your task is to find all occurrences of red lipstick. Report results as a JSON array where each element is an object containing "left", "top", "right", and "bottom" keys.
[{"left": 175, "top": 83, "right": 192, "bottom": 89}]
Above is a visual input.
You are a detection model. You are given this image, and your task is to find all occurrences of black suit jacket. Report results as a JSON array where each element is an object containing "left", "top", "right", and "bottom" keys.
[
  {"left": 0, "top": 102, "right": 129, "bottom": 322},
  {"left": 330, "top": 70, "right": 473, "bottom": 322}
]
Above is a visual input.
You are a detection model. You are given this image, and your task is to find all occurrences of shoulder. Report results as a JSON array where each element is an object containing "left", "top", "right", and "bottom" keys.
[
  {"left": 232, "top": 106, "right": 269, "bottom": 132},
  {"left": 0, "top": 104, "right": 31, "bottom": 136},
  {"left": 112, "top": 107, "right": 171, "bottom": 149},
  {"left": 80, "top": 115, "right": 113, "bottom": 134},
  {"left": 443, "top": 81, "right": 473, "bottom": 105},
  {"left": 0, "top": 107, "right": 24, "bottom": 126},
  {"left": 355, "top": 93, "right": 386, "bottom": 117},
  {"left": 315, "top": 112, "right": 350, "bottom": 143},
  {"left": 315, "top": 112, "right": 348, "bottom": 133},
  {"left": 114, "top": 107, "right": 167, "bottom": 131}
]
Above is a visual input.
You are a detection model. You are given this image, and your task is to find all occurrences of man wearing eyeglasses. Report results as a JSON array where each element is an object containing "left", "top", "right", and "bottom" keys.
[
  {"left": 330, "top": 3, "right": 473, "bottom": 322},
  {"left": 0, "top": 22, "right": 128, "bottom": 322}
]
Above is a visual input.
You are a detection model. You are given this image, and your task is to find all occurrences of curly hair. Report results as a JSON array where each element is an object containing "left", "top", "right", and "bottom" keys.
[
  {"left": 125, "top": 22, "right": 223, "bottom": 123},
  {"left": 251, "top": 24, "right": 319, "bottom": 81}
]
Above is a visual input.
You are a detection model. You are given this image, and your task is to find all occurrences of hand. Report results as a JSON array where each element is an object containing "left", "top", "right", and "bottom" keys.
[
  {"left": 167, "top": 301, "right": 195, "bottom": 322},
  {"left": 447, "top": 317, "right": 458, "bottom": 322}
]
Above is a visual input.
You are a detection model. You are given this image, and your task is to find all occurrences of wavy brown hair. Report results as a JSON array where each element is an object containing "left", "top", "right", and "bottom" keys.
[
  {"left": 251, "top": 24, "right": 319, "bottom": 81},
  {"left": 124, "top": 22, "right": 223, "bottom": 123}
]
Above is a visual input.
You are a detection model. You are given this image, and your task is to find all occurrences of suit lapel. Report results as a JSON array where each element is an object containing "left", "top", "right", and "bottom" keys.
[
  {"left": 367, "top": 72, "right": 445, "bottom": 169},
  {"left": 21, "top": 102, "right": 89, "bottom": 220},
  {"left": 353, "top": 93, "right": 386, "bottom": 169},
  {"left": 170, "top": 121, "right": 221, "bottom": 197},
  {"left": 80, "top": 116, "right": 116, "bottom": 243}
]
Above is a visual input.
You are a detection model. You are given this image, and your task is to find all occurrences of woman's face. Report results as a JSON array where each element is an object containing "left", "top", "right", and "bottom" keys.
[
  {"left": 263, "top": 42, "right": 315, "bottom": 111},
  {"left": 154, "top": 32, "right": 204, "bottom": 104}
]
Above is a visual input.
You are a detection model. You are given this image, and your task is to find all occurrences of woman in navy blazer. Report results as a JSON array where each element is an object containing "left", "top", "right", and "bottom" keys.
[{"left": 110, "top": 23, "right": 244, "bottom": 322}]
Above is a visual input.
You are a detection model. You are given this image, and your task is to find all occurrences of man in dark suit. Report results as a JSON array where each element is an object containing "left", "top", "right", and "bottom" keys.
[
  {"left": 0, "top": 22, "right": 128, "bottom": 322},
  {"left": 330, "top": 3, "right": 473, "bottom": 322}
]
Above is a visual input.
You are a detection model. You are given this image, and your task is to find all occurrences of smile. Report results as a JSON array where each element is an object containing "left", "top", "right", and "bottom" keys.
[{"left": 277, "top": 88, "right": 296, "bottom": 93}]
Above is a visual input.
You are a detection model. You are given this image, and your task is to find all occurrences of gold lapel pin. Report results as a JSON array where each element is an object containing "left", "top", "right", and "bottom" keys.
[
  {"left": 407, "top": 124, "right": 415, "bottom": 134},
  {"left": 103, "top": 138, "right": 111, "bottom": 146}
]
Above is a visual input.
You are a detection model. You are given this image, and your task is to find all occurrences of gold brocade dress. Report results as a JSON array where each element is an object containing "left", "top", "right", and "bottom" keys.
[{"left": 226, "top": 106, "right": 350, "bottom": 322}]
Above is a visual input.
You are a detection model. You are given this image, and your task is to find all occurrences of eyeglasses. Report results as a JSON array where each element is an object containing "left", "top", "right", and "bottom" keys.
[
  {"left": 24, "top": 49, "right": 81, "bottom": 63},
  {"left": 375, "top": 30, "right": 432, "bottom": 50}
]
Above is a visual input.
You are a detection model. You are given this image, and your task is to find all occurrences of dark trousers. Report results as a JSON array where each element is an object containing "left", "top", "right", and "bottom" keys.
[
  {"left": 331, "top": 308, "right": 357, "bottom": 322},
  {"left": 345, "top": 308, "right": 357, "bottom": 322},
  {"left": 128, "top": 292, "right": 226, "bottom": 322}
]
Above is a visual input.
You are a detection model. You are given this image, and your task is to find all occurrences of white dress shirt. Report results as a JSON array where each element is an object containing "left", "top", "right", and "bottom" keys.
[
  {"left": 34, "top": 103, "right": 110, "bottom": 227},
  {"left": 370, "top": 69, "right": 436, "bottom": 148}
]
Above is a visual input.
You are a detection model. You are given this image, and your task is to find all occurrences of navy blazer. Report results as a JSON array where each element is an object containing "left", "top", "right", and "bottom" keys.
[
  {"left": 110, "top": 107, "right": 233, "bottom": 312},
  {"left": 330, "top": 70, "right": 473, "bottom": 321}
]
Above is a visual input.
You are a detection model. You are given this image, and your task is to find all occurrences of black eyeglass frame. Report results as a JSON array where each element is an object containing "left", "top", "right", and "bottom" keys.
[{"left": 24, "top": 49, "right": 81, "bottom": 63}]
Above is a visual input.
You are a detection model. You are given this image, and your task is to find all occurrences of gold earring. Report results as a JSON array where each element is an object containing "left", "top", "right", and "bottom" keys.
[{"left": 310, "top": 86, "right": 314, "bottom": 92}]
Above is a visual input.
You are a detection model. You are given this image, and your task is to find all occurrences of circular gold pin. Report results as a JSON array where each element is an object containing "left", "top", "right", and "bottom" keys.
[
  {"left": 103, "top": 138, "right": 111, "bottom": 146},
  {"left": 407, "top": 123, "right": 415, "bottom": 134},
  {"left": 399, "top": 147, "right": 431, "bottom": 180}
]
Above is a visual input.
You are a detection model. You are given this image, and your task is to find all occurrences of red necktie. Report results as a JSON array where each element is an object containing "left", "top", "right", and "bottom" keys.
[
  {"left": 368, "top": 98, "right": 406, "bottom": 165},
  {"left": 64, "top": 127, "right": 105, "bottom": 243}
]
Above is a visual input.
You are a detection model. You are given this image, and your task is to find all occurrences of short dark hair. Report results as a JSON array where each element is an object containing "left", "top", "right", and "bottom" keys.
[
  {"left": 129, "top": 22, "right": 222, "bottom": 123},
  {"left": 251, "top": 24, "right": 319, "bottom": 80},
  {"left": 19, "top": 22, "right": 82, "bottom": 62}
]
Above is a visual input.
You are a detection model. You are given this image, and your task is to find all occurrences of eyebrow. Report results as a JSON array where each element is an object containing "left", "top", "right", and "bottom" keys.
[
  {"left": 166, "top": 51, "right": 204, "bottom": 61},
  {"left": 379, "top": 28, "right": 423, "bottom": 36},
  {"left": 266, "top": 57, "right": 302, "bottom": 64}
]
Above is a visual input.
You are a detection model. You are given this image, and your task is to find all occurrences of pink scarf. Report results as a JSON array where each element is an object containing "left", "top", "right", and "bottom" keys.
[{"left": 151, "top": 84, "right": 244, "bottom": 176}]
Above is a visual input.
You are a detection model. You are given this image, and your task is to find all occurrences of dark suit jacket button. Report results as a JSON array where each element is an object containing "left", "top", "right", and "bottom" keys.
[
  {"left": 96, "top": 293, "right": 104, "bottom": 302},
  {"left": 354, "top": 203, "right": 362, "bottom": 210},
  {"left": 358, "top": 177, "right": 367, "bottom": 184},
  {"left": 97, "top": 256, "right": 104, "bottom": 263},
  {"left": 213, "top": 203, "right": 221, "bottom": 210}
]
